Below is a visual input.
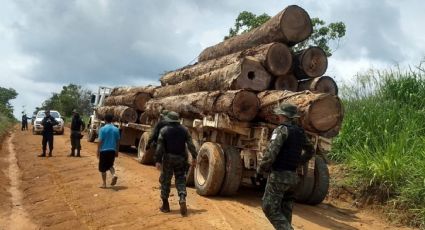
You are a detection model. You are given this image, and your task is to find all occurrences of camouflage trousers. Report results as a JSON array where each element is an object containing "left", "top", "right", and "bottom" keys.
[
  {"left": 70, "top": 131, "right": 82, "bottom": 150},
  {"left": 159, "top": 154, "right": 188, "bottom": 200},
  {"left": 262, "top": 170, "right": 298, "bottom": 230}
]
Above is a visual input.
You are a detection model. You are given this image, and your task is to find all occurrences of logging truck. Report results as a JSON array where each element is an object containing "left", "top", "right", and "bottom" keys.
[{"left": 87, "top": 86, "right": 333, "bottom": 205}]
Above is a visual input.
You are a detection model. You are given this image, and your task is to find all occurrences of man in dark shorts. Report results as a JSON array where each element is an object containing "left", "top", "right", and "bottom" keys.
[{"left": 97, "top": 114, "right": 120, "bottom": 188}]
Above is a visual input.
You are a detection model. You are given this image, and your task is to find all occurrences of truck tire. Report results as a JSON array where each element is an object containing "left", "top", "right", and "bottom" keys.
[
  {"left": 186, "top": 139, "right": 200, "bottom": 186},
  {"left": 138, "top": 132, "right": 154, "bottom": 165},
  {"left": 87, "top": 129, "right": 96, "bottom": 142},
  {"left": 219, "top": 146, "right": 243, "bottom": 196},
  {"left": 306, "top": 156, "right": 329, "bottom": 205},
  {"left": 195, "top": 142, "right": 225, "bottom": 196},
  {"left": 295, "top": 160, "right": 315, "bottom": 203}
]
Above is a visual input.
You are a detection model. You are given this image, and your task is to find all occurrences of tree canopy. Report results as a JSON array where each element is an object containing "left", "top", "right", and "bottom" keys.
[
  {"left": 40, "top": 84, "right": 92, "bottom": 117},
  {"left": 225, "top": 11, "right": 346, "bottom": 57},
  {"left": 0, "top": 87, "right": 18, "bottom": 119}
]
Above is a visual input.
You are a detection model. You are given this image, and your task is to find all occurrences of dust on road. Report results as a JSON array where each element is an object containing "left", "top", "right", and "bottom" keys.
[{"left": 0, "top": 127, "right": 414, "bottom": 229}]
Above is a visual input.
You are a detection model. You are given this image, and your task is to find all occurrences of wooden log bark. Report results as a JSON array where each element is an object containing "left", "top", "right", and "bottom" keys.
[
  {"left": 154, "top": 57, "right": 272, "bottom": 98},
  {"left": 160, "top": 43, "right": 292, "bottom": 86},
  {"left": 198, "top": 5, "right": 312, "bottom": 62},
  {"left": 297, "top": 76, "right": 338, "bottom": 95},
  {"left": 96, "top": 106, "right": 138, "bottom": 123},
  {"left": 257, "top": 90, "right": 343, "bottom": 133},
  {"left": 293, "top": 47, "right": 328, "bottom": 79},
  {"left": 146, "top": 90, "right": 259, "bottom": 122},
  {"left": 110, "top": 86, "right": 157, "bottom": 96},
  {"left": 274, "top": 73, "right": 298, "bottom": 91},
  {"left": 104, "top": 92, "right": 151, "bottom": 111}
]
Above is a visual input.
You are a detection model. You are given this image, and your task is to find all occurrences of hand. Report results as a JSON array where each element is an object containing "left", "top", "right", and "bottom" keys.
[{"left": 155, "top": 163, "right": 161, "bottom": 171}]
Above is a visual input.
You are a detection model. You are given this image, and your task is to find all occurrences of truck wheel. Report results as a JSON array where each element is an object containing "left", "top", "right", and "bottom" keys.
[
  {"left": 306, "top": 156, "right": 329, "bottom": 205},
  {"left": 138, "top": 132, "right": 154, "bottom": 165},
  {"left": 219, "top": 146, "right": 243, "bottom": 196},
  {"left": 295, "top": 160, "right": 315, "bottom": 203},
  {"left": 195, "top": 142, "right": 225, "bottom": 196},
  {"left": 186, "top": 139, "right": 200, "bottom": 186},
  {"left": 87, "top": 129, "right": 96, "bottom": 142}
]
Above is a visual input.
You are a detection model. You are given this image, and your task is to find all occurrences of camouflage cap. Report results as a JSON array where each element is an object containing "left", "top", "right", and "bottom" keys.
[
  {"left": 164, "top": 111, "right": 180, "bottom": 123},
  {"left": 273, "top": 103, "right": 300, "bottom": 118},
  {"left": 72, "top": 109, "right": 78, "bottom": 114}
]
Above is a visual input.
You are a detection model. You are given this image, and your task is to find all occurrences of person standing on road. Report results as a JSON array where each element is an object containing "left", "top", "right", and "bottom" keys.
[
  {"left": 21, "top": 113, "right": 29, "bottom": 131},
  {"left": 97, "top": 113, "right": 120, "bottom": 188},
  {"left": 257, "top": 103, "right": 314, "bottom": 230},
  {"left": 146, "top": 110, "right": 169, "bottom": 151},
  {"left": 38, "top": 110, "right": 59, "bottom": 157},
  {"left": 69, "top": 109, "right": 85, "bottom": 157},
  {"left": 155, "top": 111, "right": 197, "bottom": 216}
]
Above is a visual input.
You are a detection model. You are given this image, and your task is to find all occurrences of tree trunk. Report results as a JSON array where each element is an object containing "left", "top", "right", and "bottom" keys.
[
  {"left": 146, "top": 90, "right": 259, "bottom": 122},
  {"left": 293, "top": 47, "right": 328, "bottom": 79},
  {"left": 160, "top": 43, "right": 292, "bottom": 86},
  {"left": 154, "top": 57, "right": 272, "bottom": 98},
  {"left": 297, "top": 76, "right": 338, "bottom": 95},
  {"left": 257, "top": 90, "right": 343, "bottom": 133},
  {"left": 110, "top": 86, "right": 157, "bottom": 96},
  {"left": 198, "top": 5, "right": 312, "bottom": 62},
  {"left": 274, "top": 73, "right": 298, "bottom": 91},
  {"left": 96, "top": 106, "right": 138, "bottom": 123},
  {"left": 104, "top": 92, "right": 151, "bottom": 111}
]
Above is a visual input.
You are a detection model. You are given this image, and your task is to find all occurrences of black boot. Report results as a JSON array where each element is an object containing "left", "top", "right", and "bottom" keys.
[
  {"left": 48, "top": 151, "right": 52, "bottom": 157},
  {"left": 38, "top": 151, "right": 46, "bottom": 157},
  {"left": 76, "top": 149, "right": 81, "bottom": 157},
  {"left": 179, "top": 195, "right": 187, "bottom": 216},
  {"left": 160, "top": 199, "right": 170, "bottom": 213},
  {"left": 68, "top": 148, "right": 75, "bottom": 157}
]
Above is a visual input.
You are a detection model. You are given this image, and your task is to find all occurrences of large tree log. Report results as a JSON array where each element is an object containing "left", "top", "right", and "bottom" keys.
[
  {"left": 293, "top": 47, "right": 328, "bottom": 79},
  {"left": 298, "top": 76, "right": 338, "bottom": 95},
  {"left": 110, "top": 86, "right": 157, "bottom": 96},
  {"left": 96, "top": 106, "right": 138, "bottom": 123},
  {"left": 198, "top": 5, "right": 312, "bottom": 62},
  {"left": 104, "top": 92, "right": 151, "bottom": 111},
  {"left": 146, "top": 90, "right": 259, "bottom": 122},
  {"left": 154, "top": 57, "right": 271, "bottom": 98},
  {"left": 257, "top": 90, "right": 343, "bottom": 133},
  {"left": 160, "top": 43, "right": 292, "bottom": 86},
  {"left": 274, "top": 73, "right": 298, "bottom": 91}
]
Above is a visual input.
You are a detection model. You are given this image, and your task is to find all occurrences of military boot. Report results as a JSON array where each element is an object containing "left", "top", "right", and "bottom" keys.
[
  {"left": 68, "top": 148, "right": 75, "bottom": 157},
  {"left": 38, "top": 151, "right": 46, "bottom": 157},
  {"left": 48, "top": 151, "right": 52, "bottom": 157},
  {"left": 160, "top": 198, "right": 170, "bottom": 213},
  {"left": 76, "top": 149, "right": 81, "bottom": 157},
  {"left": 179, "top": 195, "right": 187, "bottom": 216}
]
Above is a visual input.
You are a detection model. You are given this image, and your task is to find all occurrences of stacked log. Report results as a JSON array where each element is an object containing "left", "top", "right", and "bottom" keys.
[
  {"left": 104, "top": 92, "right": 151, "bottom": 111},
  {"left": 96, "top": 106, "right": 138, "bottom": 123},
  {"left": 297, "top": 76, "right": 338, "bottom": 95}
]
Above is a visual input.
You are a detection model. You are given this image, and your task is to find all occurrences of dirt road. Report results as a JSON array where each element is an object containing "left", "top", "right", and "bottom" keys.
[{"left": 0, "top": 127, "right": 413, "bottom": 229}]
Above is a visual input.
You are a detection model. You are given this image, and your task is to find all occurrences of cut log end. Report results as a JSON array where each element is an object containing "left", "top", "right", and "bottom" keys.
[
  {"left": 307, "top": 95, "right": 342, "bottom": 132},
  {"left": 234, "top": 58, "right": 272, "bottom": 91},
  {"left": 280, "top": 5, "right": 312, "bottom": 44},
  {"left": 274, "top": 73, "right": 298, "bottom": 91},
  {"left": 134, "top": 93, "right": 152, "bottom": 111},
  {"left": 301, "top": 47, "right": 328, "bottom": 78},
  {"left": 232, "top": 91, "right": 259, "bottom": 122},
  {"left": 298, "top": 76, "right": 338, "bottom": 95},
  {"left": 266, "top": 43, "right": 292, "bottom": 76}
]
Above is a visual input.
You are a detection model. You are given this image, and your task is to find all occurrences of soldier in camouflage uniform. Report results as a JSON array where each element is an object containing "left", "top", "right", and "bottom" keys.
[
  {"left": 155, "top": 111, "right": 198, "bottom": 216},
  {"left": 257, "top": 103, "right": 314, "bottom": 230}
]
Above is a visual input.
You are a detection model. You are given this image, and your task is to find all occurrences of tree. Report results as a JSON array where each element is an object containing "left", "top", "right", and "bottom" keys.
[
  {"left": 40, "top": 84, "right": 92, "bottom": 117},
  {"left": 225, "top": 12, "right": 346, "bottom": 57},
  {"left": 0, "top": 87, "right": 18, "bottom": 119}
]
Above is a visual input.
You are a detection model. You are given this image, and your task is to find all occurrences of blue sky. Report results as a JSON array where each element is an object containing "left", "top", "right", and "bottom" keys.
[{"left": 0, "top": 0, "right": 424, "bottom": 118}]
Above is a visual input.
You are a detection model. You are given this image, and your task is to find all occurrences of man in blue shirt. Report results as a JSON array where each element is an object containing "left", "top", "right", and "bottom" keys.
[{"left": 97, "top": 114, "right": 120, "bottom": 188}]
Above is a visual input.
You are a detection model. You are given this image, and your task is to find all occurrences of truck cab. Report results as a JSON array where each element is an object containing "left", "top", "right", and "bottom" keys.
[{"left": 87, "top": 86, "right": 112, "bottom": 142}]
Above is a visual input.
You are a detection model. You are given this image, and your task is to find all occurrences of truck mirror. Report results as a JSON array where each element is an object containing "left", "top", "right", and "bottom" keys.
[{"left": 90, "top": 94, "right": 96, "bottom": 104}]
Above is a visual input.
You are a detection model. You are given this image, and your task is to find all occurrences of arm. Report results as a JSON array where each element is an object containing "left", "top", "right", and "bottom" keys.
[
  {"left": 154, "top": 129, "right": 166, "bottom": 170},
  {"left": 97, "top": 128, "right": 102, "bottom": 158},
  {"left": 257, "top": 126, "right": 288, "bottom": 174},
  {"left": 115, "top": 129, "right": 120, "bottom": 157},
  {"left": 51, "top": 117, "right": 59, "bottom": 126},
  {"left": 300, "top": 133, "right": 315, "bottom": 164},
  {"left": 146, "top": 121, "right": 163, "bottom": 149},
  {"left": 185, "top": 132, "right": 197, "bottom": 160}
]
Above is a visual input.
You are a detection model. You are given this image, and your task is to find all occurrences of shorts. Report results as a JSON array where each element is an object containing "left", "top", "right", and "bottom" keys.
[{"left": 99, "top": 150, "right": 116, "bottom": 172}]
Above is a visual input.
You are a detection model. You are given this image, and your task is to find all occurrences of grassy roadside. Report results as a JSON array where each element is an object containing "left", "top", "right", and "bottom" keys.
[
  {"left": 0, "top": 113, "right": 16, "bottom": 139},
  {"left": 330, "top": 67, "right": 425, "bottom": 228}
]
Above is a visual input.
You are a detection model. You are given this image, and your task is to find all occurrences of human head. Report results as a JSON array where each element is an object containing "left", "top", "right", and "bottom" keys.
[
  {"left": 45, "top": 110, "right": 51, "bottom": 117},
  {"left": 159, "top": 109, "right": 169, "bottom": 119},
  {"left": 273, "top": 103, "right": 300, "bottom": 122},
  {"left": 164, "top": 111, "right": 180, "bottom": 123},
  {"left": 105, "top": 113, "right": 114, "bottom": 123}
]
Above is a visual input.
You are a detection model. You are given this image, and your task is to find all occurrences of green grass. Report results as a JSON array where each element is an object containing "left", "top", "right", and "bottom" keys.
[
  {"left": 0, "top": 112, "right": 15, "bottom": 136},
  {"left": 331, "top": 67, "right": 425, "bottom": 227}
]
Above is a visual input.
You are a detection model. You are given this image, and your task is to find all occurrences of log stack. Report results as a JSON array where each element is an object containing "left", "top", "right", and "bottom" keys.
[{"left": 96, "top": 4, "right": 343, "bottom": 138}]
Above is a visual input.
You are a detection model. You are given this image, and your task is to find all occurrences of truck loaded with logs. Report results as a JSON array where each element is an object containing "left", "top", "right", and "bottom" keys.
[{"left": 86, "top": 5, "right": 343, "bottom": 205}]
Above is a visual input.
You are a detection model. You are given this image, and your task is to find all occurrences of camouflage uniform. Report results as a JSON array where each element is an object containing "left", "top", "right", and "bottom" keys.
[
  {"left": 258, "top": 104, "right": 314, "bottom": 230},
  {"left": 155, "top": 111, "right": 197, "bottom": 215}
]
